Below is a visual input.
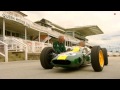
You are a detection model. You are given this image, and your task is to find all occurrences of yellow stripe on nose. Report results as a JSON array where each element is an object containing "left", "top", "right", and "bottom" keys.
[{"left": 57, "top": 55, "right": 67, "bottom": 60}]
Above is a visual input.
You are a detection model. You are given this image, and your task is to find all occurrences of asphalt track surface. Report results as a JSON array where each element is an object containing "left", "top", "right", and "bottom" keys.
[{"left": 0, "top": 57, "right": 120, "bottom": 79}]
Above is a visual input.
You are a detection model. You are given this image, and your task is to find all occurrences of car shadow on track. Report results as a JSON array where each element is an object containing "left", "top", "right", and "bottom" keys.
[{"left": 52, "top": 64, "right": 93, "bottom": 73}]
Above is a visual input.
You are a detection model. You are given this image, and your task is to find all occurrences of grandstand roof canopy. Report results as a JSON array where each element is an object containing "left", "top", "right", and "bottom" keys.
[
  {"left": 15, "top": 11, "right": 27, "bottom": 17},
  {"left": 65, "top": 25, "right": 103, "bottom": 37}
]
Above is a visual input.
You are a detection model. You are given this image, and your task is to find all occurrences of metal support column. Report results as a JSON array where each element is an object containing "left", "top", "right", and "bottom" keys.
[
  {"left": 3, "top": 18, "right": 5, "bottom": 41},
  {"left": 25, "top": 27, "right": 27, "bottom": 40}
]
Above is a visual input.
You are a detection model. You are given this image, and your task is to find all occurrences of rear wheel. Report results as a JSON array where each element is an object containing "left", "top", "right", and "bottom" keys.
[
  {"left": 102, "top": 48, "right": 108, "bottom": 65},
  {"left": 40, "top": 47, "right": 55, "bottom": 69},
  {"left": 91, "top": 46, "right": 104, "bottom": 72}
]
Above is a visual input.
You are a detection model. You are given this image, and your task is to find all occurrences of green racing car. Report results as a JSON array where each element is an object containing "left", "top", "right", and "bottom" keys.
[{"left": 40, "top": 45, "right": 108, "bottom": 72}]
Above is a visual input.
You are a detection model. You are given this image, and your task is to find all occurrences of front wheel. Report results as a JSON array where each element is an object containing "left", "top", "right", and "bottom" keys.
[
  {"left": 40, "top": 47, "right": 55, "bottom": 69},
  {"left": 91, "top": 46, "right": 104, "bottom": 72},
  {"left": 102, "top": 48, "right": 108, "bottom": 65}
]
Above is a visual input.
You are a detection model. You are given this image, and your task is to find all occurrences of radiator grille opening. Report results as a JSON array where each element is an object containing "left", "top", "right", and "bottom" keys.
[{"left": 52, "top": 60, "right": 71, "bottom": 65}]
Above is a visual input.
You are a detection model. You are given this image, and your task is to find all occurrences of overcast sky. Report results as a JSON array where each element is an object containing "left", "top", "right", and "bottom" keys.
[{"left": 22, "top": 11, "right": 120, "bottom": 50}]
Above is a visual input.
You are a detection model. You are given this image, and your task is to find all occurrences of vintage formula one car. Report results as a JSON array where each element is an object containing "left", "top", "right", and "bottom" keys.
[{"left": 40, "top": 45, "right": 108, "bottom": 72}]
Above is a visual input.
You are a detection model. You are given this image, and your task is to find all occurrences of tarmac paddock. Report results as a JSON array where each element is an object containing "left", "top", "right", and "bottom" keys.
[{"left": 0, "top": 57, "right": 120, "bottom": 79}]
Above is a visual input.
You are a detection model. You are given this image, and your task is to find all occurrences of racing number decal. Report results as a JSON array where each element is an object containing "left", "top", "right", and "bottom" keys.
[{"left": 57, "top": 55, "right": 67, "bottom": 60}]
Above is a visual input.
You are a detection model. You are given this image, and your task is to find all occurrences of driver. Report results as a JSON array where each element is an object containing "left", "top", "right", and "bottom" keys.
[
  {"left": 78, "top": 40, "right": 91, "bottom": 55},
  {"left": 53, "top": 35, "right": 66, "bottom": 54},
  {"left": 79, "top": 41, "right": 85, "bottom": 47}
]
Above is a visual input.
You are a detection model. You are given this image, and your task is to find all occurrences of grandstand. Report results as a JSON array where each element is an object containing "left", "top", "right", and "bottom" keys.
[{"left": 0, "top": 11, "right": 103, "bottom": 62}]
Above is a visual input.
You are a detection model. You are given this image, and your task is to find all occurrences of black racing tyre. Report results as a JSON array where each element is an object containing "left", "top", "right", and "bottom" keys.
[
  {"left": 91, "top": 46, "right": 104, "bottom": 72},
  {"left": 102, "top": 48, "right": 108, "bottom": 65},
  {"left": 40, "top": 47, "right": 55, "bottom": 69}
]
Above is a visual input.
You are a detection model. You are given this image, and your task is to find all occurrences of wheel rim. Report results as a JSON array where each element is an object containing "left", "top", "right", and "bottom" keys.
[{"left": 99, "top": 50, "right": 104, "bottom": 67}]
